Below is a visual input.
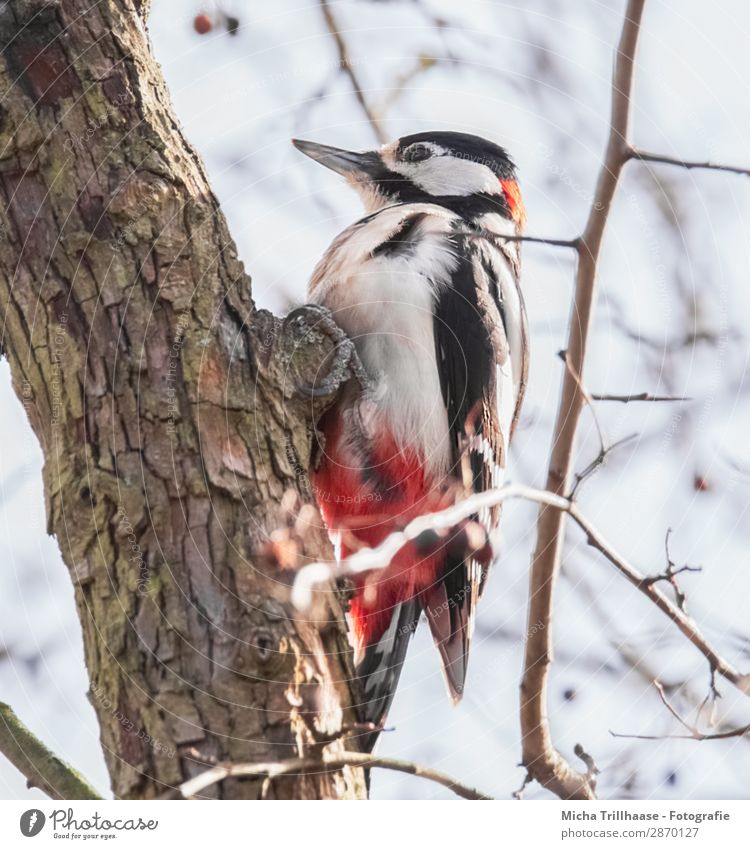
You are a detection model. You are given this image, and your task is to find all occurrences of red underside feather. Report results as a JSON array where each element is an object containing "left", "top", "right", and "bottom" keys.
[{"left": 311, "top": 410, "right": 444, "bottom": 652}]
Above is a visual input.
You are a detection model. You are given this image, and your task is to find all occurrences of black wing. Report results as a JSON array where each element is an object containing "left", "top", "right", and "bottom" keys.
[{"left": 424, "top": 234, "right": 527, "bottom": 699}]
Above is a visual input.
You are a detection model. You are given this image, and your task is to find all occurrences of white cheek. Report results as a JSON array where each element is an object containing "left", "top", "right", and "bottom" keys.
[{"left": 397, "top": 158, "right": 501, "bottom": 196}]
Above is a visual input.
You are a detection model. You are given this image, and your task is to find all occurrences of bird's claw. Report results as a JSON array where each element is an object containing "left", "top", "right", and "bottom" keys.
[{"left": 282, "top": 304, "right": 371, "bottom": 398}]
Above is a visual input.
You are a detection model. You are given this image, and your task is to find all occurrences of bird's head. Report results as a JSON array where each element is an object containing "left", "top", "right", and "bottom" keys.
[{"left": 293, "top": 130, "right": 525, "bottom": 229}]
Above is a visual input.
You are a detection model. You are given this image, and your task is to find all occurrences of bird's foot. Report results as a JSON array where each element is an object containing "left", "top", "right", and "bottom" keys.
[{"left": 282, "top": 304, "right": 371, "bottom": 398}]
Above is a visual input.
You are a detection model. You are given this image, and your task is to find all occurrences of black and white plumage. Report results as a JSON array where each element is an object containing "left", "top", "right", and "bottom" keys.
[{"left": 294, "top": 131, "right": 529, "bottom": 746}]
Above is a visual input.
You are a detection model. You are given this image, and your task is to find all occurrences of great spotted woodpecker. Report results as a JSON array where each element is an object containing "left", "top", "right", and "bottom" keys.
[{"left": 293, "top": 131, "right": 529, "bottom": 744}]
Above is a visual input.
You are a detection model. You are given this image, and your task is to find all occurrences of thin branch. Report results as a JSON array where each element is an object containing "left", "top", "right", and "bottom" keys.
[
  {"left": 556, "top": 348, "right": 613, "bottom": 499},
  {"left": 590, "top": 392, "right": 690, "bottom": 403},
  {"left": 628, "top": 147, "right": 750, "bottom": 177},
  {"left": 0, "top": 702, "right": 102, "bottom": 800},
  {"left": 180, "top": 751, "right": 493, "bottom": 801},
  {"left": 570, "top": 567, "right": 750, "bottom": 747},
  {"left": 573, "top": 743, "right": 600, "bottom": 785},
  {"left": 555, "top": 347, "right": 638, "bottom": 499},
  {"left": 569, "top": 432, "right": 637, "bottom": 499},
  {"left": 642, "top": 528, "right": 701, "bottom": 613},
  {"left": 611, "top": 680, "right": 750, "bottom": 742},
  {"left": 670, "top": 725, "right": 750, "bottom": 742},
  {"left": 512, "top": 770, "right": 533, "bottom": 799},
  {"left": 692, "top": 667, "right": 721, "bottom": 729},
  {"left": 573, "top": 508, "right": 746, "bottom": 694},
  {"left": 610, "top": 725, "right": 750, "bottom": 742},
  {"left": 294, "top": 483, "right": 750, "bottom": 699},
  {"left": 653, "top": 680, "right": 699, "bottom": 735},
  {"left": 319, "top": 0, "right": 387, "bottom": 144},
  {"left": 499, "top": 234, "right": 580, "bottom": 249},
  {"left": 519, "top": 0, "right": 647, "bottom": 801}
]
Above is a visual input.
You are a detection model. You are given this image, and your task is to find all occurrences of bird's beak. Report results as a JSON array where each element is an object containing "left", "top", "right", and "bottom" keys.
[{"left": 292, "top": 139, "right": 381, "bottom": 180}]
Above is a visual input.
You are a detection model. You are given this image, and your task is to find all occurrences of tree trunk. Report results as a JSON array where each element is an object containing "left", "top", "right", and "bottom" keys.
[{"left": 0, "top": 0, "right": 366, "bottom": 799}]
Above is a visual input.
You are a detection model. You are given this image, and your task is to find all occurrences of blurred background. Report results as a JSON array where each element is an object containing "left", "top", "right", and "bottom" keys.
[{"left": 2, "top": 0, "right": 750, "bottom": 800}]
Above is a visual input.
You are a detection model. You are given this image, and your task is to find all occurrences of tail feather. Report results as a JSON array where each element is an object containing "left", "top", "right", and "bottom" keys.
[
  {"left": 422, "top": 554, "right": 482, "bottom": 702},
  {"left": 354, "top": 597, "right": 422, "bottom": 751}
]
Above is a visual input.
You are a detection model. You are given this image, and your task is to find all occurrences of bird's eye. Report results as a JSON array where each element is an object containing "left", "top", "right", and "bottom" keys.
[{"left": 403, "top": 144, "right": 432, "bottom": 163}]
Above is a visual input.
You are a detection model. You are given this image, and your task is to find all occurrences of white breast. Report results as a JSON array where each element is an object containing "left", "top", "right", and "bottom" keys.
[{"left": 309, "top": 204, "right": 460, "bottom": 476}]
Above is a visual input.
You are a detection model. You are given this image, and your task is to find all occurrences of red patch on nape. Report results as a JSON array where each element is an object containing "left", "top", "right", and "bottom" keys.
[{"left": 500, "top": 179, "right": 526, "bottom": 229}]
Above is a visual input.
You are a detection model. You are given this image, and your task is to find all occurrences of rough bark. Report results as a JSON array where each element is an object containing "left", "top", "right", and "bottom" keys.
[{"left": 0, "top": 0, "right": 365, "bottom": 799}]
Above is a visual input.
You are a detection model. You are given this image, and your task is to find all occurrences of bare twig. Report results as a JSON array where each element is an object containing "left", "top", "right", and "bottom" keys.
[
  {"left": 611, "top": 725, "right": 750, "bottom": 742},
  {"left": 706, "top": 668, "right": 721, "bottom": 704},
  {"left": 590, "top": 392, "right": 690, "bottom": 403},
  {"left": 0, "top": 703, "right": 102, "bottom": 800},
  {"left": 693, "top": 668, "right": 721, "bottom": 729},
  {"left": 556, "top": 348, "right": 612, "bottom": 498},
  {"left": 519, "top": 0, "right": 647, "bottom": 801},
  {"left": 573, "top": 509, "right": 746, "bottom": 694},
  {"left": 653, "top": 680, "right": 699, "bottom": 735},
  {"left": 641, "top": 529, "right": 701, "bottom": 613},
  {"left": 320, "top": 0, "right": 387, "bottom": 144},
  {"left": 512, "top": 770, "right": 533, "bottom": 799},
  {"left": 611, "top": 680, "right": 750, "bottom": 742},
  {"left": 294, "top": 482, "right": 750, "bottom": 699},
  {"left": 570, "top": 567, "right": 750, "bottom": 746},
  {"left": 500, "top": 234, "right": 580, "bottom": 249},
  {"left": 556, "top": 351, "right": 641, "bottom": 500},
  {"left": 628, "top": 148, "right": 750, "bottom": 177},
  {"left": 569, "top": 433, "right": 637, "bottom": 500},
  {"left": 573, "top": 743, "right": 600, "bottom": 784},
  {"left": 180, "top": 751, "right": 493, "bottom": 800}
]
